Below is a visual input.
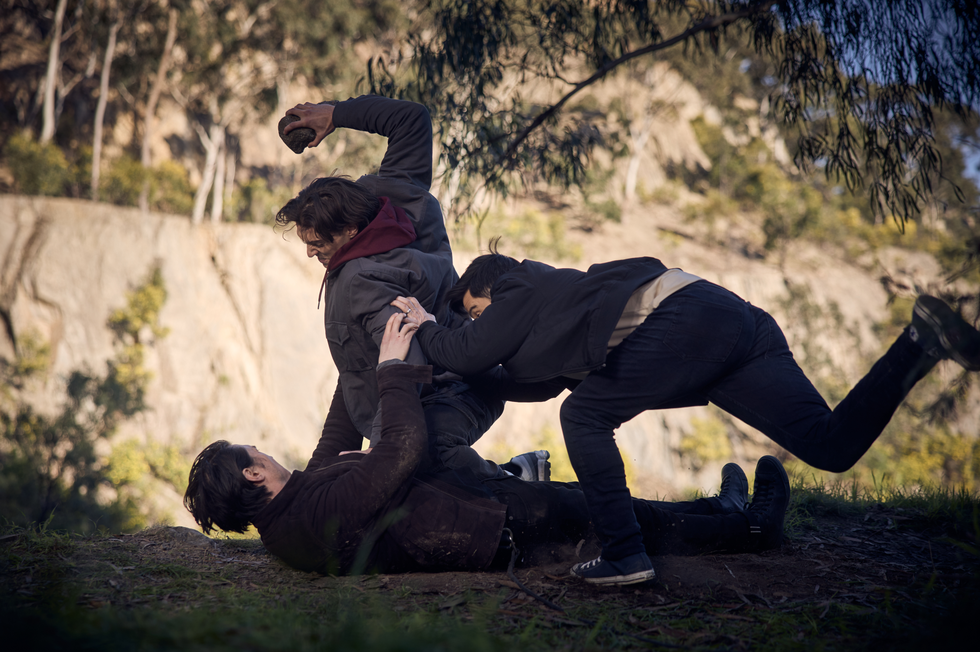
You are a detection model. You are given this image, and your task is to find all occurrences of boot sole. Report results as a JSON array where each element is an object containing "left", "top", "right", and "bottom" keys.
[{"left": 914, "top": 296, "right": 980, "bottom": 371}]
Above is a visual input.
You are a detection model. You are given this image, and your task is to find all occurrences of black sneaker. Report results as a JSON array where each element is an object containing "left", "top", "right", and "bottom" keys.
[
  {"left": 746, "top": 456, "right": 790, "bottom": 551},
  {"left": 911, "top": 295, "right": 980, "bottom": 371},
  {"left": 714, "top": 463, "right": 748, "bottom": 514},
  {"left": 507, "top": 450, "right": 551, "bottom": 481},
  {"left": 570, "top": 552, "right": 656, "bottom": 586}
]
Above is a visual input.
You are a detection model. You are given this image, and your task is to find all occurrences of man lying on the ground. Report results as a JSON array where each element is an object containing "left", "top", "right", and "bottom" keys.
[
  {"left": 184, "top": 313, "right": 790, "bottom": 582},
  {"left": 277, "top": 95, "right": 543, "bottom": 480},
  {"left": 393, "top": 247, "right": 980, "bottom": 585}
]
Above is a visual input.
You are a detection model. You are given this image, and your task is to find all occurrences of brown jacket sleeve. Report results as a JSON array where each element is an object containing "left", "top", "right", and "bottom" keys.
[{"left": 306, "top": 364, "right": 433, "bottom": 557}]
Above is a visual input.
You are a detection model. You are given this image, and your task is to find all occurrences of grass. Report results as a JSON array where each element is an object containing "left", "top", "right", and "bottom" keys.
[
  {"left": 2, "top": 481, "right": 978, "bottom": 651},
  {"left": 785, "top": 473, "right": 980, "bottom": 538}
]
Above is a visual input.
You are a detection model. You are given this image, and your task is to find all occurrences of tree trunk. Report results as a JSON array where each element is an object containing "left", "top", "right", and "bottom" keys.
[
  {"left": 220, "top": 141, "right": 237, "bottom": 222},
  {"left": 139, "top": 6, "right": 179, "bottom": 213},
  {"left": 40, "top": 0, "right": 69, "bottom": 143},
  {"left": 210, "top": 136, "right": 226, "bottom": 223},
  {"left": 91, "top": 15, "right": 120, "bottom": 202},
  {"left": 625, "top": 116, "right": 653, "bottom": 203},
  {"left": 191, "top": 123, "right": 224, "bottom": 225}
]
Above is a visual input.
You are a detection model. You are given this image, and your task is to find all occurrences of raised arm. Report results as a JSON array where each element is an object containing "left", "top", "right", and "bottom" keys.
[
  {"left": 331, "top": 96, "right": 434, "bottom": 189},
  {"left": 311, "top": 316, "right": 431, "bottom": 537},
  {"left": 306, "top": 380, "right": 363, "bottom": 471},
  {"left": 283, "top": 95, "right": 433, "bottom": 189}
]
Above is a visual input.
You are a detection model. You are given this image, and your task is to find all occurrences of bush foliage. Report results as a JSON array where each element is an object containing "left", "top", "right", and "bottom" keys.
[{"left": 0, "top": 267, "right": 182, "bottom": 533}]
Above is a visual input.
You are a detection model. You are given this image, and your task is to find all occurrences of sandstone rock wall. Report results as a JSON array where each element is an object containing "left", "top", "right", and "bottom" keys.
[
  {"left": 1, "top": 194, "right": 971, "bottom": 528},
  {"left": 1, "top": 195, "right": 335, "bottom": 525}
]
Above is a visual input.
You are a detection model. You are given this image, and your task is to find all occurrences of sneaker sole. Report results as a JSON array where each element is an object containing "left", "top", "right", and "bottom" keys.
[
  {"left": 511, "top": 451, "right": 551, "bottom": 482},
  {"left": 571, "top": 568, "right": 657, "bottom": 586},
  {"left": 538, "top": 458, "right": 551, "bottom": 482},
  {"left": 914, "top": 296, "right": 980, "bottom": 371}
]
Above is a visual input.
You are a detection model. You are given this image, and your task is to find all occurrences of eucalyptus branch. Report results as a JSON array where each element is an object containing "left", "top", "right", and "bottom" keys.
[{"left": 487, "top": 0, "right": 778, "bottom": 175}]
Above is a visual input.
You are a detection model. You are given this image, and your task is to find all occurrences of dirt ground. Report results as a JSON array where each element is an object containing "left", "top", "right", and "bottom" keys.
[{"left": 31, "top": 501, "right": 973, "bottom": 617}]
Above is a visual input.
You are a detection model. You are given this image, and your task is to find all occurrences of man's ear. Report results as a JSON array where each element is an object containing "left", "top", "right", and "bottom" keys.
[{"left": 242, "top": 466, "right": 265, "bottom": 484}]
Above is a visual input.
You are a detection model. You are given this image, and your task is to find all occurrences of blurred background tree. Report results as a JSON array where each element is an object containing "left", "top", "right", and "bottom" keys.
[{"left": 0, "top": 0, "right": 405, "bottom": 220}]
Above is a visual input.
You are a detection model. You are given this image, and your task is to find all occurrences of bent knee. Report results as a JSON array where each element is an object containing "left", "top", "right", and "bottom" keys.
[{"left": 559, "top": 397, "right": 593, "bottom": 430}]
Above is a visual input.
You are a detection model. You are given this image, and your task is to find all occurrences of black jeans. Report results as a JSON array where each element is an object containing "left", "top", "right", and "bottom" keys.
[
  {"left": 420, "top": 381, "right": 506, "bottom": 479},
  {"left": 559, "top": 281, "right": 934, "bottom": 561},
  {"left": 485, "top": 475, "right": 751, "bottom": 566}
]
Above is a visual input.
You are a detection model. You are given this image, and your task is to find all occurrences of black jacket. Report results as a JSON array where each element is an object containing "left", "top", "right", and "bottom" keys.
[{"left": 416, "top": 257, "right": 669, "bottom": 382}]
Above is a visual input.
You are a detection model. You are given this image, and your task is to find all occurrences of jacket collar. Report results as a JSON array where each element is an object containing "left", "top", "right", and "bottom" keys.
[
  {"left": 316, "top": 197, "right": 417, "bottom": 307},
  {"left": 327, "top": 196, "right": 416, "bottom": 272}
]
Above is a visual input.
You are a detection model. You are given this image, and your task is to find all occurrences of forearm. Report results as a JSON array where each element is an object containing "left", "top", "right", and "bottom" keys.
[
  {"left": 306, "top": 381, "right": 363, "bottom": 470},
  {"left": 415, "top": 320, "right": 513, "bottom": 376},
  {"left": 332, "top": 95, "right": 433, "bottom": 188},
  {"left": 325, "top": 364, "right": 433, "bottom": 525}
]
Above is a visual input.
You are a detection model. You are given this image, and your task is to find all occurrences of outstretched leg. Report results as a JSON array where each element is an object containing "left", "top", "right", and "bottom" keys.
[{"left": 706, "top": 296, "right": 977, "bottom": 472}]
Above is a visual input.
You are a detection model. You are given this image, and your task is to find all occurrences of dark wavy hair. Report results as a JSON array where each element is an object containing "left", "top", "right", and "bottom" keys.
[
  {"left": 275, "top": 176, "right": 380, "bottom": 241},
  {"left": 184, "top": 440, "right": 271, "bottom": 534},
  {"left": 446, "top": 238, "right": 520, "bottom": 314}
]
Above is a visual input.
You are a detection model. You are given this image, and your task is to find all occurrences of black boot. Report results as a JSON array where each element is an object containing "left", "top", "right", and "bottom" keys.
[
  {"left": 711, "top": 463, "right": 748, "bottom": 514},
  {"left": 745, "top": 456, "right": 790, "bottom": 551}
]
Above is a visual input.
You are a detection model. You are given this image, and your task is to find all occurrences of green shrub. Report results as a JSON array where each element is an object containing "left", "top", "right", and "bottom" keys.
[
  {"left": 678, "top": 414, "right": 732, "bottom": 470},
  {"left": 150, "top": 160, "right": 194, "bottom": 215},
  {"left": 0, "top": 267, "right": 171, "bottom": 533},
  {"left": 107, "top": 439, "right": 189, "bottom": 496},
  {"left": 230, "top": 177, "right": 293, "bottom": 223},
  {"left": 682, "top": 188, "right": 738, "bottom": 225},
  {"left": 3, "top": 132, "right": 70, "bottom": 196},
  {"left": 95, "top": 156, "right": 193, "bottom": 214},
  {"left": 462, "top": 208, "right": 581, "bottom": 261},
  {"left": 99, "top": 155, "right": 148, "bottom": 207}
]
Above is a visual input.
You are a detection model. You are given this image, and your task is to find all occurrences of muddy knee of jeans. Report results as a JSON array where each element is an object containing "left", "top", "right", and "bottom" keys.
[{"left": 433, "top": 443, "right": 466, "bottom": 468}]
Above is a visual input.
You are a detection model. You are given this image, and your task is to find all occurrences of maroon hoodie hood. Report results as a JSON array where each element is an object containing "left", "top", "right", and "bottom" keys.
[{"left": 327, "top": 197, "right": 417, "bottom": 272}]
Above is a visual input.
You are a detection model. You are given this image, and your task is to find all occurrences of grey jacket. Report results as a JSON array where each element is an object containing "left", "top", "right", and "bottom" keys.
[{"left": 320, "top": 96, "right": 461, "bottom": 443}]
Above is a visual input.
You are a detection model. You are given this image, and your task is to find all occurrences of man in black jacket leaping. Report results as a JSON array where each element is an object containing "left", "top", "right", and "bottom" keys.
[{"left": 394, "top": 250, "right": 980, "bottom": 586}]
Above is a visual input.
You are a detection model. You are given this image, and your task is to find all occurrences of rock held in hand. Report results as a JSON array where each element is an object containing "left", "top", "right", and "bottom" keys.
[{"left": 278, "top": 114, "right": 314, "bottom": 154}]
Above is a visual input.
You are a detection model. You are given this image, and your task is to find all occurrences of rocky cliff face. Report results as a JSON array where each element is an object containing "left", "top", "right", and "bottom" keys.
[
  {"left": 1, "top": 195, "right": 336, "bottom": 526},
  {"left": 0, "top": 187, "right": 969, "bottom": 527}
]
